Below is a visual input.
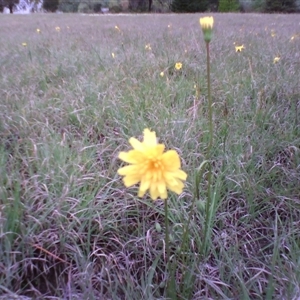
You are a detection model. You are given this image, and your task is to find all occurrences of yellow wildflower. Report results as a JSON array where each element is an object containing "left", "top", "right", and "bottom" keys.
[
  {"left": 36, "top": 28, "right": 41, "bottom": 33},
  {"left": 22, "top": 42, "right": 27, "bottom": 47},
  {"left": 271, "top": 30, "right": 276, "bottom": 37},
  {"left": 112, "top": 52, "right": 115, "bottom": 58},
  {"left": 199, "top": 16, "right": 214, "bottom": 42},
  {"left": 115, "top": 25, "right": 121, "bottom": 32},
  {"left": 235, "top": 45, "right": 245, "bottom": 52},
  {"left": 118, "top": 129, "right": 187, "bottom": 200},
  {"left": 160, "top": 72, "right": 164, "bottom": 77},
  {"left": 145, "top": 44, "right": 151, "bottom": 50},
  {"left": 55, "top": 26, "right": 60, "bottom": 32},
  {"left": 273, "top": 56, "right": 280, "bottom": 64},
  {"left": 175, "top": 62, "right": 182, "bottom": 70}
]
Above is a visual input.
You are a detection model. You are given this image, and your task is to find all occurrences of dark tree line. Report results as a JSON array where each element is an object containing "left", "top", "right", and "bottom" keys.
[
  {"left": 171, "top": 0, "right": 298, "bottom": 13},
  {"left": 1, "top": 0, "right": 299, "bottom": 13},
  {"left": 0, "top": 0, "right": 18, "bottom": 13}
]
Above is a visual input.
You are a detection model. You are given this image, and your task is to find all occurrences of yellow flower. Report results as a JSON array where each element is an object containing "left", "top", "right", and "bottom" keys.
[
  {"left": 115, "top": 25, "right": 121, "bottom": 32},
  {"left": 199, "top": 16, "right": 214, "bottom": 42},
  {"left": 235, "top": 45, "right": 245, "bottom": 52},
  {"left": 194, "top": 84, "right": 200, "bottom": 98},
  {"left": 118, "top": 129, "right": 187, "bottom": 200},
  {"left": 36, "top": 28, "right": 41, "bottom": 33},
  {"left": 145, "top": 43, "right": 151, "bottom": 50},
  {"left": 111, "top": 52, "right": 115, "bottom": 58},
  {"left": 175, "top": 62, "right": 182, "bottom": 70},
  {"left": 271, "top": 30, "right": 276, "bottom": 37},
  {"left": 55, "top": 26, "right": 60, "bottom": 32},
  {"left": 22, "top": 42, "right": 27, "bottom": 47},
  {"left": 160, "top": 71, "right": 164, "bottom": 77},
  {"left": 273, "top": 56, "right": 280, "bottom": 64}
]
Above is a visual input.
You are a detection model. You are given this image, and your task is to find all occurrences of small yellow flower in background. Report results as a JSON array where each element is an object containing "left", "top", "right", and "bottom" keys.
[
  {"left": 145, "top": 43, "right": 151, "bottom": 51},
  {"left": 175, "top": 62, "right": 182, "bottom": 70},
  {"left": 115, "top": 25, "right": 121, "bottom": 32},
  {"left": 271, "top": 30, "right": 276, "bottom": 37},
  {"left": 111, "top": 52, "right": 115, "bottom": 58},
  {"left": 160, "top": 71, "right": 164, "bottom": 77},
  {"left": 235, "top": 45, "right": 245, "bottom": 52},
  {"left": 194, "top": 84, "right": 200, "bottom": 98},
  {"left": 118, "top": 128, "right": 187, "bottom": 200},
  {"left": 36, "top": 28, "right": 41, "bottom": 33},
  {"left": 55, "top": 26, "right": 60, "bottom": 32},
  {"left": 199, "top": 16, "right": 214, "bottom": 43},
  {"left": 22, "top": 42, "right": 27, "bottom": 47},
  {"left": 273, "top": 56, "right": 280, "bottom": 64},
  {"left": 291, "top": 36, "right": 295, "bottom": 41}
]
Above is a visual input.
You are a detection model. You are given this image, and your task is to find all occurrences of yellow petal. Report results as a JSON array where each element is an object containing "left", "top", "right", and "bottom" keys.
[
  {"left": 162, "top": 150, "right": 181, "bottom": 170},
  {"left": 123, "top": 175, "right": 141, "bottom": 187},
  {"left": 157, "top": 181, "right": 167, "bottom": 195},
  {"left": 167, "top": 179, "right": 184, "bottom": 195},
  {"left": 138, "top": 188, "right": 147, "bottom": 198},
  {"left": 149, "top": 184, "right": 160, "bottom": 200},
  {"left": 172, "top": 169, "right": 187, "bottom": 180},
  {"left": 151, "top": 144, "right": 165, "bottom": 157},
  {"left": 139, "top": 178, "right": 151, "bottom": 193},
  {"left": 129, "top": 137, "right": 144, "bottom": 151},
  {"left": 143, "top": 129, "right": 157, "bottom": 147},
  {"left": 119, "top": 150, "right": 145, "bottom": 164},
  {"left": 117, "top": 165, "right": 139, "bottom": 176}
]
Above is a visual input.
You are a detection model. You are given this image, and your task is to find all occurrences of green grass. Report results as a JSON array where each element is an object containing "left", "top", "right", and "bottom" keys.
[{"left": 0, "top": 12, "right": 300, "bottom": 299}]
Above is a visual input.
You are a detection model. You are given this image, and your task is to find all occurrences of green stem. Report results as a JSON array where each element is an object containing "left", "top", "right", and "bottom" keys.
[
  {"left": 206, "top": 41, "right": 213, "bottom": 156},
  {"left": 164, "top": 198, "right": 170, "bottom": 265},
  {"left": 203, "top": 41, "right": 213, "bottom": 256}
]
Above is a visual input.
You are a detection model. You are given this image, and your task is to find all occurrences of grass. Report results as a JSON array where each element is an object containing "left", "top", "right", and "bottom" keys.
[{"left": 0, "top": 12, "right": 300, "bottom": 299}]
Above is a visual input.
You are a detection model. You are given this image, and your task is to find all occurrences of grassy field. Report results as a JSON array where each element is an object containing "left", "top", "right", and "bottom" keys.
[{"left": 0, "top": 12, "right": 300, "bottom": 299}]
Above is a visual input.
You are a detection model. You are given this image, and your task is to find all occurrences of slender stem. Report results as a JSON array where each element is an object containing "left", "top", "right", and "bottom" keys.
[
  {"left": 206, "top": 41, "right": 213, "bottom": 156},
  {"left": 164, "top": 198, "right": 170, "bottom": 264},
  {"left": 203, "top": 41, "right": 213, "bottom": 256}
]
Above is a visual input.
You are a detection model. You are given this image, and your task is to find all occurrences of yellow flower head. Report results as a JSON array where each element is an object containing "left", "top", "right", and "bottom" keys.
[
  {"left": 118, "top": 129, "right": 187, "bottom": 200},
  {"left": 160, "top": 71, "right": 164, "bottom": 77},
  {"left": 235, "top": 45, "right": 245, "bottom": 52},
  {"left": 115, "top": 25, "right": 121, "bottom": 32},
  {"left": 199, "top": 16, "right": 214, "bottom": 42},
  {"left": 273, "top": 56, "right": 280, "bottom": 64},
  {"left": 145, "top": 43, "right": 151, "bottom": 50},
  {"left": 22, "top": 42, "right": 27, "bottom": 47},
  {"left": 111, "top": 52, "right": 115, "bottom": 58},
  {"left": 271, "top": 30, "right": 276, "bottom": 37},
  {"left": 55, "top": 26, "right": 60, "bottom": 32},
  {"left": 175, "top": 62, "right": 182, "bottom": 70},
  {"left": 36, "top": 28, "right": 41, "bottom": 33}
]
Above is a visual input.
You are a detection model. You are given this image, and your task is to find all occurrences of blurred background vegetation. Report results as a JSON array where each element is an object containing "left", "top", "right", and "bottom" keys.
[
  {"left": 54, "top": 0, "right": 300, "bottom": 13},
  {"left": 2, "top": 0, "right": 300, "bottom": 13}
]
